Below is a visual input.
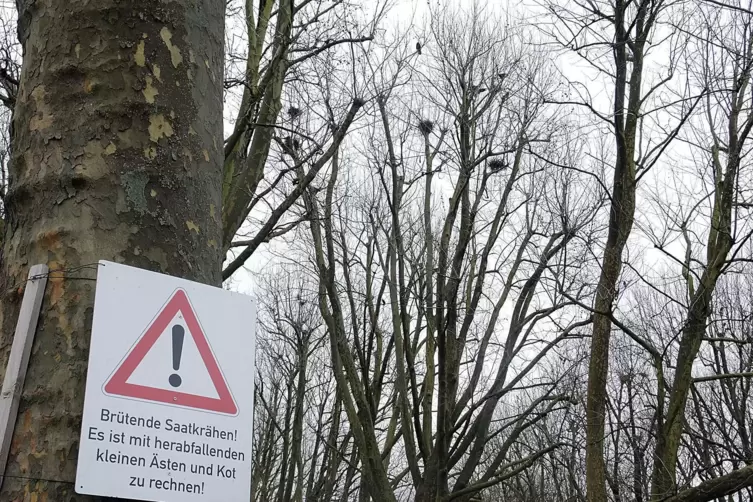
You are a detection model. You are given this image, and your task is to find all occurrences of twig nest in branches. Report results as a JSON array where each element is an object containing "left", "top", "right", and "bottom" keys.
[
  {"left": 283, "top": 135, "right": 300, "bottom": 154},
  {"left": 288, "top": 106, "right": 302, "bottom": 120},
  {"left": 418, "top": 119, "right": 434, "bottom": 135},
  {"left": 489, "top": 158, "right": 506, "bottom": 172}
]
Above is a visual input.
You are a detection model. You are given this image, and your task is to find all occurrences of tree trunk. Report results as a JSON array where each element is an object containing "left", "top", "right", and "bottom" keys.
[
  {"left": 650, "top": 286, "right": 714, "bottom": 499},
  {"left": 585, "top": 2, "right": 646, "bottom": 498},
  {"left": 663, "top": 463, "right": 753, "bottom": 502},
  {"left": 0, "top": 1, "right": 224, "bottom": 500}
]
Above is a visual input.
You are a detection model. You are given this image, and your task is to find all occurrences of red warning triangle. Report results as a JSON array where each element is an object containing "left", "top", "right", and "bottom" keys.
[{"left": 104, "top": 288, "right": 237, "bottom": 415}]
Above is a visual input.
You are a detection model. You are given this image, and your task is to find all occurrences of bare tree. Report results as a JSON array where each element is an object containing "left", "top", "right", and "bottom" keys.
[
  {"left": 301, "top": 4, "right": 600, "bottom": 500},
  {"left": 251, "top": 266, "right": 351, "bottom": 502},
  {"left": 542, "top": 1, "right": 700, "bottom": 500},
  {"left": 220, "top": 0, "right": 385, "bottom": 279},
  {"left": 641, "top": 2, "right": 753, "bottom": 498}
]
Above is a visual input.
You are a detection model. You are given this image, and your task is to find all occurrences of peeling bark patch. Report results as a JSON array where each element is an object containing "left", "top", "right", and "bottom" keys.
[
  {"left": 29, "top": 114, "right": 53, "bottom": 131},
  {"left": 159, "top": 27, "right": 183, "bottom": 68},
  {"left": 47, "top": 260, "right": 66, "bottom": 307},
  {"left": 30, "top": 85, "right": 46, "bottom": 102},
  {"left": 148, "top": 114, "right": 173, "bottom": 142},
  {"left": 121, "top": 171, "right": 149, "bottom": 214},
  {"left": 153, "top": 64, "right": 161, "bottom": 81},
  {"left": 38, "top": 230, "right": 63, "bottom": 254},
  {"left": 143, "top": 75, "right": 158, "bottom": 103},
  {"left": 144, "top": 146, "right": 157, "bottom": 160},
  {"left": 202, "top": 149, "right": 209, "bottom": 161},
  {"left": 49, "top": 274, "right": 65, "bottom": 306},
  {"left": 134, "top": 39, "right": 146, "bottom": 67},
  {"left": 186, "top": 220, "right": 199, "bottom": 233},
  {"left": 83, "top": 78, "right": 97, "bottom": 94},
  {"left": 29, "top": 85, "right": 53, "bottom": 131},
  {"left": 104, "top": 143, "right": 117, "bottom": 155},
  {"left": 144, "top": 247, "right": 169, "bottom": 271}
]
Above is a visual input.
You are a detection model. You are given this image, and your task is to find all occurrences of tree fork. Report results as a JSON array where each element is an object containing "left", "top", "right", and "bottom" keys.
[{"left": 0, "top": 1, "right": 224, "bottom": 500}]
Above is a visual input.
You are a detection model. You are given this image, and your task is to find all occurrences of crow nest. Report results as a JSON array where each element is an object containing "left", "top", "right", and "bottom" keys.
[
  {"left": 287, "top": 106, "right": 302, "bottom": 120},
  {"left": 283, "top": 135, "right": 301, "bottom": 153},
  {"left": 489, "top": 157, "right": 507, "bottom": 172},
  {"left": 418, "top": 119, "right": 434, "bottom": 135}
]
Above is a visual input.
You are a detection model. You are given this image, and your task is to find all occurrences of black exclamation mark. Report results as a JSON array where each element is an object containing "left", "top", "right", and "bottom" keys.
[{"left": 169, "top": 325, "right": 184, "bottom": 387}]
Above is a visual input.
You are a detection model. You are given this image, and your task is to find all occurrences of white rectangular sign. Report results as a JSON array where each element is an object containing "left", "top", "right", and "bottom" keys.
[{"left": 76, "top": 261, "right": 255, "bottom": 502}]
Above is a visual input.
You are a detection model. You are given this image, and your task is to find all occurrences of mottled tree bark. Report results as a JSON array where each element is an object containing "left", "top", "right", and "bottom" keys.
[{"left": 0, "top": 1, "right": 224, "bottom": 500}]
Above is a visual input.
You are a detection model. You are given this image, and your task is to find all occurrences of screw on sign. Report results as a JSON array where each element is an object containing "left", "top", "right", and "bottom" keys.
[{"left": 76, "top": 261, "right": 255, "bottom": 502}]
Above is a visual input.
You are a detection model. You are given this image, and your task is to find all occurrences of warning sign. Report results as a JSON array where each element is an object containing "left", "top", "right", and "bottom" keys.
[
  {"left": 104, "top": 289, "right": 238, "bottom": 415},
  {"left": 76, "top": 261, "right": 255, "bottom": 502}
]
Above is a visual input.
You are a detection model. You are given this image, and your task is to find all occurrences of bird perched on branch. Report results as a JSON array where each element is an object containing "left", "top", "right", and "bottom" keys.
[{"left": 416, "top": 41, "right": 422, "bottom": 55}]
